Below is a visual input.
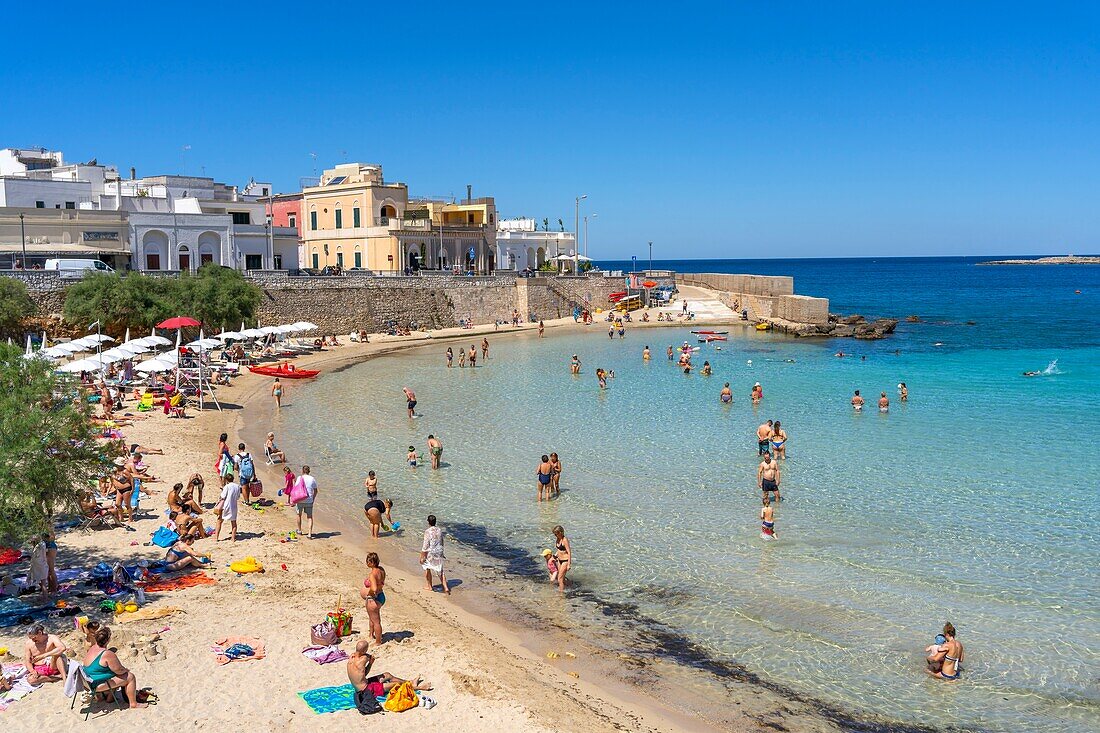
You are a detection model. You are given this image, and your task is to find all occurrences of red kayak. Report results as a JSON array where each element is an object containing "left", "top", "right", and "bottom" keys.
[
  {"left": 249, "top": 363, "right": 320, "bottom": 379},
  {"left": 691, "top": 330, "right": 729, "bottom": 335}
]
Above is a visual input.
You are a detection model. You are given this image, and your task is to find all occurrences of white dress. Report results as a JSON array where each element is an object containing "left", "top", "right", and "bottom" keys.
[{"left": 421, "top": 527, "right": 445, "bottom": 573}]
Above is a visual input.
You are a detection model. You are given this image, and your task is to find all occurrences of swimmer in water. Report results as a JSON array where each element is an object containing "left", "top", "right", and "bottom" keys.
[
  {"left": 1022, "top": 371, "right": 1040, "bottom": 377},
  {"left": 720, "top": 383, "right": 733, "bottom": 403},
  {"left": 667, "top": 346, "right": 674, "bottom": 361},
  {"left": 609, "top": 325, "right": 615, "bottom": 339},
  {"left": 596, "top": 369, "right": 608, "bottom": 389},
  {"left": 536, "top": 455, "right": 554, "bottom": 502},
  {"left": 643, "top": 346, "right": 650, "bottom": 361},
  {"left": 365, "top": 470, "right": 378, "bottom": 499},
  {"left": 406, "top": 447, "right": 418, "bottom": 467},
  {"left": 760, "top": 495, "right": 777, "bottom": 540},
  {"left": 899, "top": 382, "right": 908, "bottom": 401},
  {"left": 756, "top": 419, "right": 772, "bottom": 455},
  {"left": 851, "top": 389, "right": 864, "bottom": 411},
  {"left": 751, "top": 382, "right": 763, "bottom": 404},
  {"left": 758, "top": 452, "right": 781, "bottom": 503},
  {"left": 570, "top": 355, "right": 581, "bottom": 375},
  {"left": 769, "top": 420, "right": 787, "bottom": 459},
  {"left": 879, "top": 392, "right": 889, "bottom": 412},
  {"left": 701, "top": 361, "right": 712, "bottom": 376}
]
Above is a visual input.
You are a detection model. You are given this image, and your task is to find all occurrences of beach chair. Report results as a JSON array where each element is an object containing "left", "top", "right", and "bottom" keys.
[
  {"left": 70, "top": 665, "right": 125, "bottom": 720},
  {"left": 135, "top": 392, "right": 154, "bottom": 411},
  {"left": 77, "top": 508, "right": 121, "bottom": 533},
  {"left": 168, "top": 393, "right": 186, "bottom": 418}
]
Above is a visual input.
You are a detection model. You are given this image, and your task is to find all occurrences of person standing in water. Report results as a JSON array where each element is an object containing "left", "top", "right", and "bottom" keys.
[
  {"left": 364, "top": 470, "right": 378, "bottom": 499},
  {"left": 720, "top": 383, "right": 733, "bottom": 403},
  {"left": 402, "top": 386, "right": 417, "bottom": 418},
  {"left": 757, "top": 419, "right": 773, "bottom": 455},
  {"left": 468, "top": 345, "right": 477, "bottom": 368},
  {"left": 642, "top": 345, "right": 651, "bottom": 361},
  {"left": 271, "top": 378, "right": 283, "bottom": 410},
  {"left": 549, "top": 452, "right": 562, "bottom": 498},
  {"left": 760, "top": 495, "right": 777, "bottom": 539},
  {"left": 551, "top": 525, "right": 572, "bottom": 592},
  {"left": 538, "top": 320, "right": 545, "bottom": 338},
  {"left": 751, "top": 382, "right": 763, "bottom": 404},
  {"left": 570, "top": 354, "right": 581, "bottom": 375},
  {"left": 608, "top": 325, "right": 615, "bottom": 339},
  {"left": 899, "top": 383, "right": 908, "bottom": 402},
  {"left": 770, "top": 420, "right": 787, "bottom": 459},
  {"left": 481, "top": 338, "right": 489, "bottom": 360},
  {"left": 701, "top": 361, "right": 712, "bottom": 376},
  {"left": 851, "top": 389, "right": 864, "bottom": 411},
  {"left": 757, "top": 453, "right": 781, "bottom": 503},
  {"left": 926, "top": 622, "right": 964, "bottom": 680},
  {"left": 536, "top": 455, "right": 554, "bottom": 501},
  {"left": 667, "top": 345, "right": 674, "bottom": 361},
  {"left": 878, "top": 392, "right": 890, "bottom": 412},
  {"left": 427, "top": 435, "right": 443, "bottom": 469},
  {"left": 445, "top": 347, "right": 453, "bottom": 367}
]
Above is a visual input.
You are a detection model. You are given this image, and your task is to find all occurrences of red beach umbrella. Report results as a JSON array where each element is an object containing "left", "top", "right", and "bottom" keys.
[{"left": 156, "top": 316, "right": 201, "bottom": 329}]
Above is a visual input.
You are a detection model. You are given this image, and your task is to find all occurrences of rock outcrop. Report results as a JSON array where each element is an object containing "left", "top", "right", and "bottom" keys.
[{"left": 766, "top": 314, "right": 899, "bottom": 339}]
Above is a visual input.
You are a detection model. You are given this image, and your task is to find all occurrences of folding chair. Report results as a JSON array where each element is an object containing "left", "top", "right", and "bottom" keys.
[{"left": 71, "top": 665, "right": 125, "bottom": 720}]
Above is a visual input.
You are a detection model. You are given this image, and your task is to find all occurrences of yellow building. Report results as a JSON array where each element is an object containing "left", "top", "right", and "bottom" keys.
[{"left": 300, "top": 163, "right": 497, "bottom": 273}]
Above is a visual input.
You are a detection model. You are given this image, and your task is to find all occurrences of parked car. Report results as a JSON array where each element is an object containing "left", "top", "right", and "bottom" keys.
[{"left": 347, "top": 267, "right": 374, "bottom": 275}]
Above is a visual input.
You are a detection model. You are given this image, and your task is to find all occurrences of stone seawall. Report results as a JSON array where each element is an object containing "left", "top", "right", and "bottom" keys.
[{"left": 675, "top": 272, "right": 829, "bottom": 326}]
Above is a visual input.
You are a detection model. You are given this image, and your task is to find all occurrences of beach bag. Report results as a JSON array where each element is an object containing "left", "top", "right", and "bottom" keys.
[
  {"left": 239, "top": 454, "right": 255, "bottom": 483},
  {"left": 383, "top": 681, "right": 419, "bottom": 712},
  {"left": 288, "top": 477, "right": 309, "bottom": 506},
  {"left": 248, "top": 479, "right": 263, "bottom": 498},
  {"left": 219, "top": 453, "right": 233, "bottom": 478},
  {"left": 327, "top": 596, "right": 354, "bottom": 637},
  {"left": 310, "top": 619, "right": 339, "bottom": 646},
  {"left": 355, "top": 687, "right": 383, "bottom": 715},
  {"left": 151, "top": 527, "right": 179, "bottom": 548}
]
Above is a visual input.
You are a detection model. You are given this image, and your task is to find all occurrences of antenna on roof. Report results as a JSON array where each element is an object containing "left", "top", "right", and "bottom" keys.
[{"left": 309, "top": 152, "right": 317, "bottom": 176}]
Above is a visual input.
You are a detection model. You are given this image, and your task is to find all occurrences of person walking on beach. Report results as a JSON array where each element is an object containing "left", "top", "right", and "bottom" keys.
[
  {"left": 757, "top": 420, "right": 772, "bottom": 454},
  {"left": 360, "top": 552, "right": 387, "bottom": 646},
  {"left": 214, "top": 472, "right": 241, "bottom": 542},
  {"left": 420, "top": 515, "right": 449, "bottom": 594},
  {"left": 296, "top": 465, "right": 317, "bottom": 538},
  {"left": 271, "top": 377, "right": 283, "bottom": 410},
  {"left": 552, "top": 525, "right": 572, "bottom": 592},
  {"left": 770, "top": 420, "right": 787, "bottom": 459},
  {"left": 445, "top": 347, "right": 453, "bottom": 367},
  {"left": 537, "top": 455, "right": 554, "bottom": 501},
  {"left": 760, "top": 495, "right": 777, "bottom": 540},
  {"left": 878, "top": 392, "right": 890, "bottom": 412},
  {"left": 427, "top": 435, "right": 443, "bottom": 469},
  {"left": 481, "top": 338, "right": 489, "bottom": 360},
  {"left": 851, "top": 389, "right": 865, "bottom": 410},
  {"left": 469, "top": 344, "right": 477, "bottom": 367},
  {"left": 549, "top": 452, "right": 563, "bottom": 498},
  {"left": 758, "top": 453, "right": 781, "bottom": 503},
  {"left": 403, "top": 386, "right": 418, "bottom": 418}
]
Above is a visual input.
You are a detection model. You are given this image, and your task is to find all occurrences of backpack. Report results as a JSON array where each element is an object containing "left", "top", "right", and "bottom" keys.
[{"left": 239, "top": 453, "right": 255, "bottom": 482}]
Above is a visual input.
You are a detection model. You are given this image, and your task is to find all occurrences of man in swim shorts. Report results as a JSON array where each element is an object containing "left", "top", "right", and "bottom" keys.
[
  {"left": 757, "top": 453, "right": 781, "bottom": 503},
  {"left": 347, "top": 640, "right": 433, "bottom": 708},
  {"left": 402, "top": 387, "right": 417, "bottom": 418},
  {"left": 24, "top": 625, "right": 67, "bottom": 683},
  {"left": 878, "top": 392, "right": 889, "bottom": 412},
  {"left": 851, "top": 389, "right": 864, "bottom": 410},
  {"left": 426, "top": 435, "right": 443, "bottom": 469},
  {"left": 756, "top": 420, "right": 773, "bottom": 454}
]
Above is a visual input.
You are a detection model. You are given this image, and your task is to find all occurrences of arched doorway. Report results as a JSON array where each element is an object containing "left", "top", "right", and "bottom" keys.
[
  {"left": 198, "top": 231, "right": 220, "bottom": 266},
  {"left": 536, "top": 247, "right": 546, "bottom": 268},
  {"left": 142, "top": 230, "right": 169, "bottom": 271},
  {"left": 380, "top": 204, "right": 397, "bottom": 224},
  {"left": 178, "top": 245, "right": 191, "bottom": 273}
]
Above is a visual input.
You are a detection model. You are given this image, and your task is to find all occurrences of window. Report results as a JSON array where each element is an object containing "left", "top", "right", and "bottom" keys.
[
  {"left": 354, "top": 251, "right": 362, "bottom": 268},
  {"left": 200, "top": 252, "right": 214, "bottom": 265},
  {"left": 231, "top": 212, "right": 251, "bottom": 225},
  {"left": 245, "top": 254, "right": 263, "bottom": 270},
  {"left": 312, "top": 252, "right": 319, "bottom": 269},
  {"left": 335, "top": 209, "right": 343, "bottom": 229},
  {"left": 288, "top": 214, "right": 296, "bottom": 229},
  {"left": 262, "top": 187, "right": 269, "bottom": 195},
  {"left": 65, "top": 201, "right": 75, "bottom": 209},
  {"left": 146, "top": 253, "right": 161, "bottom": 270},
  {"left": 35, "top": 201, "right": 44, "bottom": 208},
  {"left": 310, "top": 211, "right": 318, "bottom": 230},
  {"left": 273, "top": 254, "right": 282, "bottom": 270},
  {"left": 336, "top": 252, "right": 344, "bottom": 267},
  {"left": 353, "top": 207, "right": 360, "bottom": 227}
]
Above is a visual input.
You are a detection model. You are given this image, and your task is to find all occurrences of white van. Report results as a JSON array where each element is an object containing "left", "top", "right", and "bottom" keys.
[{"left": 44, "top": 259, "right": 114, "bottom": 278}]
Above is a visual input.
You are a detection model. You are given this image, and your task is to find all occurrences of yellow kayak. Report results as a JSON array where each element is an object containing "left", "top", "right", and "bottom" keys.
[{"left": 755, "top": 323, "right": 770, "bottom": 331}]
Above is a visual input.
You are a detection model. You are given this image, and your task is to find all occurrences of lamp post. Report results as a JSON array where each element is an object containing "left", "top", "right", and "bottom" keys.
[
  {"left": 648, "top": 241, "right": 653, "bottom": 274},
  {"left": 19, "top": 212, "right": 27, "bottom": 270},
  {"left": 573, "top": 194, "right": 587, "bottom": 273},
  {"left": 584, "top": 213, "right": 597, "bottom": 263}
]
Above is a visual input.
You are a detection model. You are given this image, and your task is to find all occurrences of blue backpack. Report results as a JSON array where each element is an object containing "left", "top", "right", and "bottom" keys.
[{"left": 239, "top": 453, "right": 255, "bottom": 482}]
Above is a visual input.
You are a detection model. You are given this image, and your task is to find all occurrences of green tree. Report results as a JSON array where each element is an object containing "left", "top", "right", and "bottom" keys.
[
  {"left": 63, "top": 272, "right": 175, "bottom": 331},
  {"left": 173, "top": 264, "right": 261, "bottom": 329},
  {"left": 0, "top": 277, "right": 34, "bottom": 335},
  {"left": 0, "top": 342, "right": 104, "bottom": 542}
]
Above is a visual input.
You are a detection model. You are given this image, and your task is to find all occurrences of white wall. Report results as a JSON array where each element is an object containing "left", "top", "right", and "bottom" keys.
[{"left": 0, "top": 177, "right": 95, "bottom": 208}]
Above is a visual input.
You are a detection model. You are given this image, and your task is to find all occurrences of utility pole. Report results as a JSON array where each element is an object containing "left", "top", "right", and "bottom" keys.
[
  {"left": 648, "top": 241, "right": 653, "bottom": 273},
  {"left": 19, "top": 212, "right": 27, "bottom": 270},
  {"left": 573, "top": 194, "right": 587, "bottom": 273}
]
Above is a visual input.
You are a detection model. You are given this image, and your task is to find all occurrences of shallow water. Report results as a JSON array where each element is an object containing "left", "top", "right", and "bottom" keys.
[{"left": 279, "top": 260, "right": 1100, "bottom": 732}]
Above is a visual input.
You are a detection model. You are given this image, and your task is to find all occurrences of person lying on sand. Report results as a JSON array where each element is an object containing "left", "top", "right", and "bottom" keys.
[
  {"left": 129, "top": 442, "right": 163, "bottom": 456},
  {"left": 347, "top": 640, "right": 433, "bottom": 699}
]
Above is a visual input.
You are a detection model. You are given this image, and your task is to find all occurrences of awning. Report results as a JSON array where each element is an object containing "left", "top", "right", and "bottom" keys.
[{"left": 0, "top": 243, "right": 130, "bottom": 255}]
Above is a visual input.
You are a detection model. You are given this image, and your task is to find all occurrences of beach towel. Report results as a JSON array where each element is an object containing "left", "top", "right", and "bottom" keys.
[
  {"left": 0, "top": 664, "right": 39, "bottom": 712},
  {"left": 301, "top": 645, "right": 349, "bottom": 666},
  {"left": 144, "top": 573, "right": 216, "bottom": 593},
  {"left": 117, "top": 606, "right": 182, "bottom": 624},
  {"left": 0, "top": 548, "right": 21, "bottom": 566},
  {"left": 298, "top": 683, "right": 357, "bottom": 714},
  {"left": 212, "top": 636, "right": 265, "bottom": 666},
  {"left": 0, "top": 598, "right": 52, "bottom": 628}
]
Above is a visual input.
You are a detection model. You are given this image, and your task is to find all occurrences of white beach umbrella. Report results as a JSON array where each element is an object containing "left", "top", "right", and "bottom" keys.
[
  {"left": 124, "top": 327, "right": 131, "bottom": 343},
  {"left": 216, "top": 331, "right": 243, "bottom": 341},
  {"left": 24, "top": 335, "right": 33, "bottom": 357},
  {"left": 159, "top": 350, "right": 179, "bottom": 366},
  {"left": 135, "top": 357, "right": 174, "bottom": 373},
  {"left": 70, "top": 336, "right": 103, "bottom": 349},
  {"left": 102, "top": 345, "right": 146, "bottom": 361},
  {"left": 292, "top": 321, "right": 319, "bottom": 331},
  {"left": 58, "top": 359, "right": 92, "bottom": 373},
  {"left": 94, "top": 351, "right": 125, "bottom": 364},
  {"left": 45, "top": 342, "right": 87, "bottom": 356},
  {"left": 239, "top": 328, "right": 266, "bottom": 339},
  {"left": 187, "top": 338, "right": 220, "bottom": 350},
  {"left": 259, "top": 326, "right": 284, "bottom": 335},
  {"left": 134, "top": 335, "right": 171, "bottom": 347},
  {"left": 84, "top": 334, "right": 115, "bottom": 344},
  {"left": 120, "top": 340, "right": 153, "bottom": 353}
]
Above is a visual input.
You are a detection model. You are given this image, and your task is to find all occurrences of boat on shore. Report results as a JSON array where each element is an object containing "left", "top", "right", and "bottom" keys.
[
  {"left": 248, "top": 363, "right": 320, "bottom": 379},
  {"left": 690, "top": 330, "right": 728, "bottom": 335}
]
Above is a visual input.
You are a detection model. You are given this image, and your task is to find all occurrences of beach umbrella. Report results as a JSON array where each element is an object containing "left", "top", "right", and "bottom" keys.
[
  {"left": 70, "top": 336, "right": 104, "bottom": 349},
  {"left": 156, "top": 316, "right": 201, "bottom": 329},
  {"left": 134, "top": 335, "right": 171, "bottom": 347},
  {"left": 124, "top": 327, "right": 131, "bottom": 343},
  {"left": 216, "top": 331, "right": 243, "bottom": 340},
  {"left": 187, "top": 338, "right": 220, "bottom": 350},
  {"left": 239, "top": 328, "right": 266, "bottom": 339},
  {"left": 292, "top": 321, "right": 318, "bottom": 331},
  {"left": 58, "top": 359, "right": 93, "bottom": 373},
  {"left": 135, "top": 357, "right": 174, "bottom": 373},
  {"left": 84, "top": 334, "right": 115, "bottom": 344},
  {"left": 41, "top": 330, "right": 48, "bottom": 348},
  {"left": 24, "top": 335, "right": 33, "bottom": 357},
  {"left": 120, "top": 340, "right": 152, "bottom": 353},
  {"left": 44, "top": 342, "right": 86, "bottom": 357},
  {"left": 259, "top": 326, "right": 284, "bottom": 335}
]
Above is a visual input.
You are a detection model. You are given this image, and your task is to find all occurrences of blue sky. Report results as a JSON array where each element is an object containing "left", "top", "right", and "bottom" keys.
[{"left": 2, "top": 2, "right": 1097, "bottom": 258}]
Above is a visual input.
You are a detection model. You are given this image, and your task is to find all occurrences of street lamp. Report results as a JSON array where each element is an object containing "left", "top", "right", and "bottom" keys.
[
  {"left": 19, "top": 212, "right": 27, "bottom": 270},
  {"left": 573, "top": 194, "right": 587, "bottom": 273},
  {"left": 584, "top": 213, "right": 597, "bottom": 262},
  {"left": 648, "top": 241, "right": 653, "bottom": 274}
]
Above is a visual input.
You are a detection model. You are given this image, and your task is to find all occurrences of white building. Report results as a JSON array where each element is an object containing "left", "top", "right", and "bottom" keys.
[
  {"left": 495, "top": 218, "right": 576, "bottom": 271},
  {"left": 0, "top": 147, "right": 297, "bottom": 272}
]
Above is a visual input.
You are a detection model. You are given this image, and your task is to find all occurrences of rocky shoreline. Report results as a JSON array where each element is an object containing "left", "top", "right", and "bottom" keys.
[
  {"left": 763, "top": 313, "right": 900, "bottom": 339},
  {"left": 979, "top": 255, "right": 1100, "bottom": 265}
]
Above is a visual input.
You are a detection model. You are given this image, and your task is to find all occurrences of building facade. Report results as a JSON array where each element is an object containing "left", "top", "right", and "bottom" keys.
[{"left": 495, "top": 218, "right": 576, "bottom": 271}]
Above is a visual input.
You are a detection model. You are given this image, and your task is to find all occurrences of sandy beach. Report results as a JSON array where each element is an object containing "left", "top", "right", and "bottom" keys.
[{"left": 0, "top": 311, "right": 858, "bottom": 733}]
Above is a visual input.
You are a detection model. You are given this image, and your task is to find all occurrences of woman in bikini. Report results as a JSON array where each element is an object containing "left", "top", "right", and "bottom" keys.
[
  {"left": 552, "top": 525, "right": 572, "bottom": 592},
  {"left": 445, "top": 347, "right": 453, "bottom": 367},
  {"left": 769, "top": 420, "right": 787, "bottom": 460},
  {"left": 164, "top": 535, "right": 208, "bottom": 571},
  {"left": 927, "top": 622, "right": 964, "bottom": 680},
  {"left": 720, "top": 383, "right": 733, "bottom": 403},
  {"left": 360, "top": 553, "right": 387, "bottom": 646},
  {"left": 537, "top": 455, "right": 554, "bottom": 501},
  {"left": 549, "top": 453, "right": 562, "bottom": 498},
  {"left": 168, "top": 482, "right": 202, "bottom": 515}
]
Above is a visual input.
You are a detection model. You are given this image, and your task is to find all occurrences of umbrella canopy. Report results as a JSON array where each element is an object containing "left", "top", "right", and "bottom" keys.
[
  {"left": 239, "top": 328, "right": 266, "bottom": 339},
  {"left": 187, "top": 338, "right": 221, "bottom": 350},
  {"left": 157, "top": 316, "right": 201, "bottom": 329},
  {"left": 44, "top": 342, "right": 87, "bottom": 357},
  {"left": 133, "top": 335, "right": 172, "bottom": 347},
  {"left": 102, "top": 344, "right": 147, "bottom": 360},
  {"left": 550, "top": 254, "right": 592, "bottom": 261},
  {"left": 216, "top": 331, "right": 243, "bottom": 340},
  {"left": 291, "top": 321, "right": 319, "bottom": 331},
  {"left": 259, "top": 326, "right": 284, "bottom": 335},
  {"left": 84, "top": 334, "right": 115, "bottom": 344},
  {"left": 135, "top": 357, "right": 174, "bottom": 373},
  {"left": 120, "top": 340, "right": 153, "bottom": 352}
]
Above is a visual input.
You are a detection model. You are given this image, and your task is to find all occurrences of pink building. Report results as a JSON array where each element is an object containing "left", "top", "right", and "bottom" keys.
[{"left": 265, "top": 193, "right": 302, "bottom": 235}]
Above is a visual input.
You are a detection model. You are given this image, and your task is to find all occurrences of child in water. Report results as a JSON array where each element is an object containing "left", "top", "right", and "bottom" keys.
[
  {"left": 407, "top": 447, "right": 418, "bottom": 467},
  {"left": 925, "top": 634, "right": 948, "bottom": 674},
  {"left": 541, "top": 549, "right": 559, "bottom": 581}
]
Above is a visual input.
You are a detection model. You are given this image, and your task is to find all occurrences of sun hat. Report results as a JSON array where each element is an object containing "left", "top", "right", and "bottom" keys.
[
  {"left": 755, "top": 382, "right": 761, "bottom": 387},
  {"left": 540, "top": 549, "right": 553, "bottom": 558}
]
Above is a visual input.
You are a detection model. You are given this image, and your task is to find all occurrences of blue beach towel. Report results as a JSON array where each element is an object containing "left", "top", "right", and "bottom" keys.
[{"left": 298, "top": 684, "right": 357, "bottom": 714}]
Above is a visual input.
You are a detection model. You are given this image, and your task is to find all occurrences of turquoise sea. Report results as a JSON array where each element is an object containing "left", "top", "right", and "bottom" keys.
[{"left": 280, "top": 257, "right": 1099, "bottom": 732}]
